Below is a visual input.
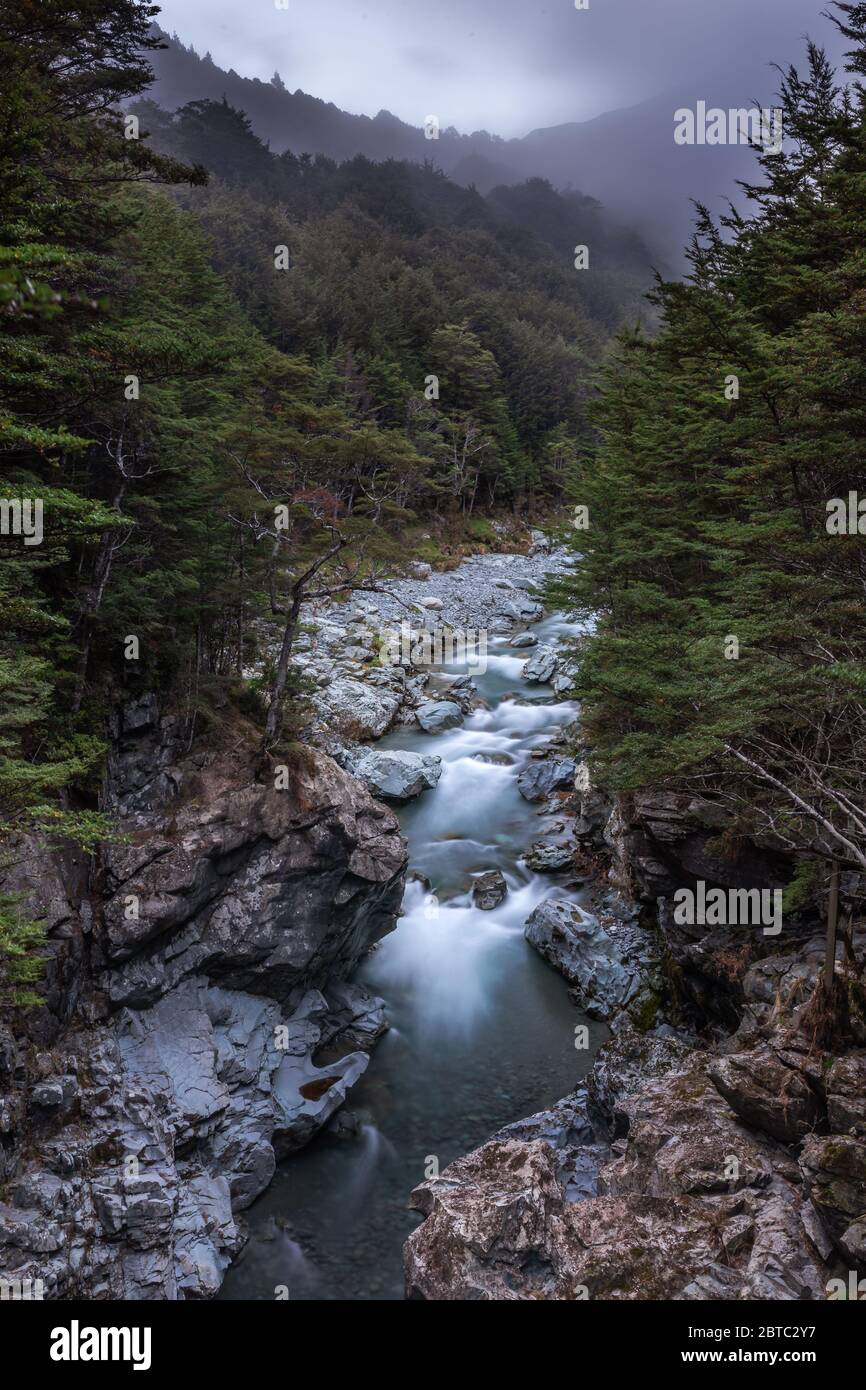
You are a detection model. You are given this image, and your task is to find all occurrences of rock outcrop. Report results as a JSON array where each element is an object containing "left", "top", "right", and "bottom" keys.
[
  {"left": 0, "top": 696, "right": 407, "bottom": 1299},
  {"left": 404, "top": 1025, "right": 842, "bottom": 1301},
  {"left": 524, "top": 897, "right": 658, "bottom": 1022}
]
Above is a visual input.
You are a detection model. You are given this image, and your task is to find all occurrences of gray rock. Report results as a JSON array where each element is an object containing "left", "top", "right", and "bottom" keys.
[
  {"left": 522, "top": 646, "right": 557, "bottom": 683},
  {"left": 416, "top": 700, "right": 463, "bottom": 733},
  {"left": 471, "top": 870, "right": 508, "bottom": 911},
  {"left": 348, "top": 748, "right": 442, "bottom": 802},
  {"left": 509, "top": 633, "right": 538, "bottom": 648},
  {"left": 516, "top": 758, "right": 576, "bottom": 802},
  {"left": 317, "top": 676, "right": 401, "bottom": 739},
  {"left": 424, "top": 673, "right": 477, "bottom": 712},
  {"left": 503, "top": 597, "right": 545, "bottom": 624},
  {"left": 101, "top": 745, "right": 406, "bottom": 1007},
  {"left": 524, "top": 898, "right": 645, "bottom": 1020},
  {"left": 525, "top": 840, "right": 574, "bottom": 873}
]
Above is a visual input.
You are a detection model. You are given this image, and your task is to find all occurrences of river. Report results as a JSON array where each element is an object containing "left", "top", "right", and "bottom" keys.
[{"left": 219, "top": 609, "right": 606, "bottom": 1300}]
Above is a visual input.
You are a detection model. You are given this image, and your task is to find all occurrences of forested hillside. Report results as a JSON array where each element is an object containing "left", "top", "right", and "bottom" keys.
[
  {"left": 0, "top": 1, "right": 652, "bottom": 997},
  {"left": 130, "top": 93, "right": 654, "bottom": 483},
  {"left": 554, "top": 9, "right": 866, "bottom": 906}
]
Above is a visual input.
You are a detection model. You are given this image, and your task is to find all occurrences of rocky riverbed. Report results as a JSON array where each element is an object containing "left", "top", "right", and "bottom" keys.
[{"left": 2, "top": 534, "right": 864, "bottom": 1303}]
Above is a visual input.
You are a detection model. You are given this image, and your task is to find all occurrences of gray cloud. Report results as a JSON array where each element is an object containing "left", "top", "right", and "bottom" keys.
[{"left": 155, "top": 0, "right": 848, "bottom": 136}]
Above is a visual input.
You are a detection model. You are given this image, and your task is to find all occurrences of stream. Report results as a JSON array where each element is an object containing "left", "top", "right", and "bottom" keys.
[{"left": 219, "top": 610, "right": 606, "bottom": 1300}]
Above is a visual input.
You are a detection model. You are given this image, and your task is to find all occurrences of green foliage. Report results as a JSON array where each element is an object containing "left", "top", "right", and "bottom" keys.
[
  {"left": 131, "top": 96, "right": 652, "bottom": 513},
  {"left": 0, "top": 2, "right": 652, "bottom": 998},
  {"left": 551, "top": 10, "right": 866, "bottom": 869},
  {"left": 0, "top": 890, "right": 44, "bottom": 1008}
]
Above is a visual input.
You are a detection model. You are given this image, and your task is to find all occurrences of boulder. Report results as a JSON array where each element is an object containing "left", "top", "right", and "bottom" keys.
[
  {"left": 708, "top": 1050, "right": 824, "bottom": 1144},
  {"left": 524, "top": 840, "right": 574, "bottom": 873},
  {"left": 471, "top": 870, "right": 508, "bottom": 911},
  {"left": 516, "top": 758, "right": 576, "bottom": 802},
  {"left": 502, "top": 590, "right": 544, "bottom": 619},
  {"left": 416, "top": 700, "right": 463, "bottom": 733},
  {"left": 404, "top": 1139, "right": 731, "bottom": 1301},
  {"left": 524, "top": 898, "right": 648, "bottom": 1020},
  {"left": 508, "top": 633, "right": 538, "bottom": 648},
  {"left": 522, "top": 646, "right": 557, "bottom": 683},
  {"left": 349, "top": 748, "right": 442, "bottom": 802},
  {"left": 424, "top": 672, "right": 477, "bottom": 712},
  {"left": 317, "top": 676, "right": 401, "bottom": 739}
]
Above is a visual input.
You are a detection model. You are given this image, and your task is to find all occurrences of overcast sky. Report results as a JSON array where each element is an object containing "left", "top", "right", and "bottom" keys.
[{"left": 154, "top": 0, "right": 847, "bottom": 137}]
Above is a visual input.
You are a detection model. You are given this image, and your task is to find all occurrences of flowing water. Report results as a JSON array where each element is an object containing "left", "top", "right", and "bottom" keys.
[{"left": 220, "top": 611, "right": 606, "bottom": 1301}]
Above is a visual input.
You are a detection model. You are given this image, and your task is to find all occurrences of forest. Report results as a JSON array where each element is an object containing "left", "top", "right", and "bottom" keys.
[
  {"left": 1, "top": 0, "right": 866, "bottom": 1322},
  {"left": 0, "top": 0, "right": 652, "bottom": 993}
]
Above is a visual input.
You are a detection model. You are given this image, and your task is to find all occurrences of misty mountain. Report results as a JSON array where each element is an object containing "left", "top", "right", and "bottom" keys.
[{"left": 146, "top": 27, "right": 768, "bottom": 267}]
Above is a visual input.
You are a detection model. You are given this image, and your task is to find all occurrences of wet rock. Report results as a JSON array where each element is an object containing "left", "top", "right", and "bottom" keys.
[
  {"left": 524, "top": 899, "right": 649, "bottom": 1020},
  {"left": 424, "top": 673, "right": 476, "bottom": 712},
  {"left": 516, "top": 758, "right": 576, "bottom": 802},
  {"left": 320, "top": 980, "right": 389, "bottom": 1053},
  {"left": 347, "top": 748, "right": 442, "bottom": 802},
  {"left": 471, "top": 870, "right": 508, "bottom": 911},
  {"left": 508, "top": 632, "right": 537, "bottom": 648},
  {"left": 495, "top": 1089, "right": 608, "bottom": 1202},
  {"left": 524, "top": 840, "right": 573, "bottom": 873},
  {"left": 0, "top": 1030, "right": 241, "bottom": 1299},
  {"left": 415, "top": 700, "right": 463, "bottom": 733},
  {"left": 588, "top": 1026, "right": 693, "bottom": 1136},
  {"left": 522, "top": 646, "right": 557, "bottom": 683}
]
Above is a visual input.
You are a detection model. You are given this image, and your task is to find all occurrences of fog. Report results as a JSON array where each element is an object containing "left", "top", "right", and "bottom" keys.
[{"left": 155, "top": 0, "right": 846, "bottom": 137}]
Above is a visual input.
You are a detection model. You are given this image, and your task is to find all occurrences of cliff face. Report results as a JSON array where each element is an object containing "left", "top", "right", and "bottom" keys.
[
  {"left": 0, "top": 695, "right": 407, "bottom": 1298},
  {"left": 404, "top": 787, "right": 866, "bottom": 1301}
]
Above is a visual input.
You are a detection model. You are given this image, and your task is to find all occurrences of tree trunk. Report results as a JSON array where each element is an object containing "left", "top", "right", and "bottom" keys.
[
  {"left": 263, "top": 589, "right": 302, "bottom": 748},
  {"left": 825, "top": 861, "right": 840, "bottom": 985}
]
